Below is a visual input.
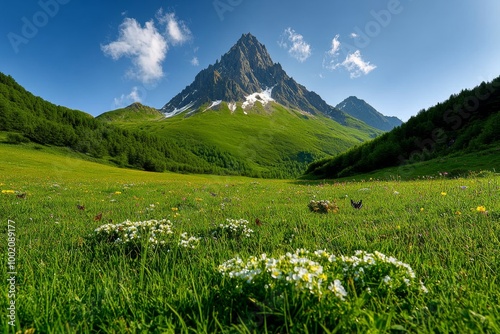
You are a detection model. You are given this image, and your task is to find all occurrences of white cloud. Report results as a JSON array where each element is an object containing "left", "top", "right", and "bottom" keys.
[
  {"left": 101, "top": 18, "right": 167, "bottom": 84},
  {"left": 341, "top": 50, "right": 377, "bottom": 78},
  {"left": 323, "top": 34, "right": 342, "bottom": 71},
  {"left": 350, "top": 32, "right": 359, "bottom": 38},
  {"left": 157, "top": 10, "right": 192, "bottom": 45},
  {"left": 328, "top": 34, "right": 341, "bottom": 56},
  {"left": 114, "top": 86, "right": 143, "bottom": 107},
  {"left": 102, "top": 10, "right": 193, "bottom": 84},
  {"left": 280, "top": 28, "right": 311, "bottom": 62},
  {"left": 190, "top": 56, "right": 199, "bottom": 66},
  {"left": 322, "top": 34, "right": 376, "bottom": 78}
]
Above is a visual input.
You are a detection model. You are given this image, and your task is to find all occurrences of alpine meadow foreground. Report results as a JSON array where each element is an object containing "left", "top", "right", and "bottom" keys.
[{"left": 1, "top": 145, "right": 499, "bottom": 333}]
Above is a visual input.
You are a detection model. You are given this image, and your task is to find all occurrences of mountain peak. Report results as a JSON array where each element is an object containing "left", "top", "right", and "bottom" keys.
[
  {"left": 124, "top": 102, "right": 160, "bottom": 113},
  {"left": 161, "top": 33, "right": 345, "bottom": 122},
  {"left": 234, "top": 33, "right": 266, "bottom": 52},
  {"left": 237, "top": 32, "right": 259, "bottom": 44},
  {"left": 126, "top": 102, "right": 146, "bottom": 110},
  {"left": 336, "top": 96, "right": 402, "bottom": 131},
  {"left": 221, "top": 32, "right": 274, "bottom": 73}
]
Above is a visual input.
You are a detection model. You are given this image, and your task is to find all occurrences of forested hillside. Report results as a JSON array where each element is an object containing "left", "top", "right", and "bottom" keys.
[
  {"left": 0, "top": 73, "right": 253, "bottom": 176},
  {"left": 305, "top": 76, "right": 500, "bottom": 179}
]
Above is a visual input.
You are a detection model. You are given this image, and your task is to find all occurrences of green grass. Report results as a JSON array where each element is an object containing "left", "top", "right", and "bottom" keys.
[
  {"left": 99, "top": 102, "right": 382, "bottom": 177},
  {"left": 97, "top": 103, "right": 164, "bottom": 123},
  {"left": 1, "top": 144, "right": 499, "bottom": 333},
  {"left": 319, "top": 145, "right": 500, "bottom": 182}
]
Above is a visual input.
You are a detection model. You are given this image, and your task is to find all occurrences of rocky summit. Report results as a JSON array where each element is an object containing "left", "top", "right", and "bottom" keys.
[{"left": 161, "top": 33, "right": 346, "bottom": 123}]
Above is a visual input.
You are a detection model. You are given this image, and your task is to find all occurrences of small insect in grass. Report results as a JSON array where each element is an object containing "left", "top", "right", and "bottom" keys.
[
  {"left": 351, "top": 199, "right": 363, "bottom": 209},
  {"left": 255, "top": 218, "right": 262, "bottom": 226},
  {"left": 94, "top": 212, "right": 103, "bottom": 221},
  {"left": 16, "top": 193, "right": 27, "bottom": 199},
  {"left": 77, "top": 204, "right": 85, "bottom": 210}
]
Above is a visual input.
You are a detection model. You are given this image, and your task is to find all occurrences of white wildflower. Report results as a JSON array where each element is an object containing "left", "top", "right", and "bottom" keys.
[{"left": 328, "top": 279, "right": 347, "bottom": 300}]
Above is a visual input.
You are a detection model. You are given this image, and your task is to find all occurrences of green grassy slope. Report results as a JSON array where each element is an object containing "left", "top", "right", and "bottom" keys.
[
  {"left": 97, "top": 102, "right": 164, "bottom": 122},
  {"left": 306, "top": 75, "right": 500, "bottom": 179},
  {"left": 0, "top": 72, "right": 246, "bottom": 176},
  {"left": 99, "top": 101, "right": 382, "bottom": 177},
  {"left": 320, "top": 146, "right": 500, "bottom": 181}
]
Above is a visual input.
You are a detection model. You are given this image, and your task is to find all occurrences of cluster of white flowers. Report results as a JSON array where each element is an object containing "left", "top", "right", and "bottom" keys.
[
  {"left": 338, "top": 250, "right": 427, "bottom": 293},
  {"left": 213, "top": 219, "right": 254, "bottom": 238},
  {"left": 94, "top": 219, "right": 173, "bottom": 245},
  {"left": 179, "top": 232, "right": 201, "bottom": 249},
  {"left": 219, "top": 249, "right": 427, "bottom": 301},
  {"left": 219, "top": 249, "right": 346, "bottom": 299}
]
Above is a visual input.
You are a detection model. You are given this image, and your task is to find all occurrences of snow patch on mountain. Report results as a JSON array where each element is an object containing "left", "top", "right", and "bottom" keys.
[
  {"left": 202, "top": 100, "right": 222, "bottom": 112},
  {"left": 228, "top": 102, "right": 237, "bottom": 113},
  {"left": 242, "top": 86, "right": 275, "bottom": 109},
  {"left": 163, "top": 101, "right": 195, "bottom": 118}
]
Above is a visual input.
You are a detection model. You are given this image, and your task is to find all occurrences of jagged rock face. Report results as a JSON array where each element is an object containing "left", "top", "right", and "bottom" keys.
[
  {"left": 161, "top": 33, "right": 345, "bottom": 121},
  {"left": 217, "top": 33, "right": 275, "bottom": 92},
  {"left": 336, "top": 96, "right": 403, "bottom": 131}
]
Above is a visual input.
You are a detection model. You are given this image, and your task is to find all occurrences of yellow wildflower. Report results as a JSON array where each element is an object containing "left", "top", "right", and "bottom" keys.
[
  {"left": 114, "top": 191, "right": 122, "bottom": 195},
  {"left": 476, "top": 206, "right": 486, "bottom": 212},
  {"left": 1, "top": 190, "right": 15, "bottom": 194},
  {"left": 171, "top": 207, "right": 178, "bottom": 212},
  {"left": 441, "top": 192, "right": 447, "bottom": 196}
]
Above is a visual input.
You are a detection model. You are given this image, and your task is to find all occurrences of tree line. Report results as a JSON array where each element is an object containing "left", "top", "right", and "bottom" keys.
[{"left": 305, "top": 75, "right": 500, "bottom": 179}]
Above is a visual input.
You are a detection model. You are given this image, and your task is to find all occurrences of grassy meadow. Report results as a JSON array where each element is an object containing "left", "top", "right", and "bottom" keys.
[
  {"left": 99, "top": 103, "right": 381, "bottom": 177},
  {"left": 1, "top": 144, "right": 499, "bottom": 333}
]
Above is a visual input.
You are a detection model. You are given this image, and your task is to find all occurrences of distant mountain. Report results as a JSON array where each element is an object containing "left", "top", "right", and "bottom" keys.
[
  {"left": 336, "top": 96, "right": 403, "bottom": 131},
  {"left": 161, "top": 33, "right": 347, "bottom": 124},
  {"left": 306, "top": 76, "right": 500, "bottom": 179}
]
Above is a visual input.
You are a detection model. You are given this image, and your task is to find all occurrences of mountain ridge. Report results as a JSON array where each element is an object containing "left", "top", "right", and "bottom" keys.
[{"left": 336, "top": 96, "right": 403, "bottom": 131}]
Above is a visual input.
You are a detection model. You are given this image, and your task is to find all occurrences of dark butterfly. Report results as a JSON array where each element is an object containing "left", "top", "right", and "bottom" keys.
[
  {"left": 16, "top": 193, "right": 27, "bottom": 199},
  {"left": 77, "top": 204, "right": 85, "bottom": 211},
  {"left": 94, "top": 212, "right": 103, "bottom": 221},
  {"left": 350, "top": 199, "right": 363, "bottom": 209},
  {"left": 255, "top": 218, "right": 262, "bottom": 226}
]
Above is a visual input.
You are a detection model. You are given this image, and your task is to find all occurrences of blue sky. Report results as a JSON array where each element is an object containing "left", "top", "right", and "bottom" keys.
[{"left": 2, "top": 0, "right": 500, "bottom": 121}]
